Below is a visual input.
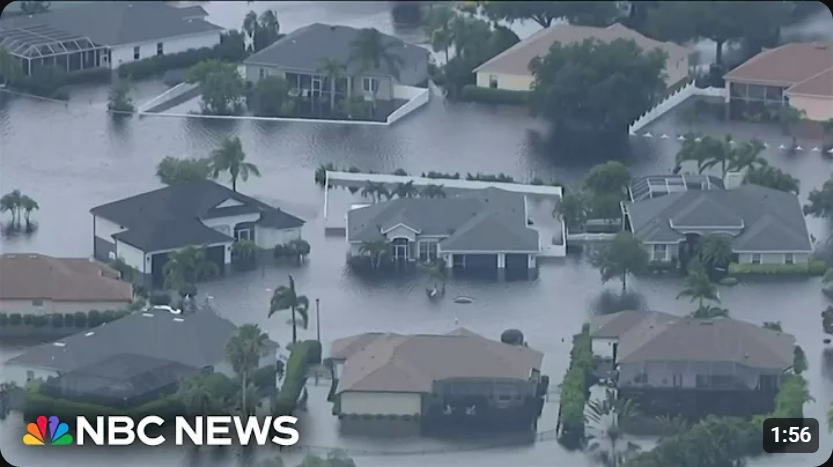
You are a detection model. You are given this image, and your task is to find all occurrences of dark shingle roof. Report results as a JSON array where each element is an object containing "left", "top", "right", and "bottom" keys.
[
  {"left": 347, "top": 187, "right": 539, "bottom": 252},
  {"left": 589, "top": 310, "right": 678, "bottom": 338},
  {"left": 0, "top": 1, "right": 222, "bottom": 47},
  {"left": 5, "top": 309, "right": 274, "bottom": 372},
  {"left": 91, "top": 181, "right": 304, "bottom": 252},
  {"left": 244, "top": 23, "right": 428, "bottom": 77},
  {"left": 624, "top": 185, "right": 812, "bottom": 251}
]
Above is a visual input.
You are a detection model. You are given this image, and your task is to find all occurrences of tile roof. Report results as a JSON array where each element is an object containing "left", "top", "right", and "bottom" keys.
[
  {"left": 624, "top": 184, "right": 812, "bottom": 251},
  {"left": 617, "top": 317, "right": 795, "bottom": 370},
  {"left": 244, "top": 23, "right": 428, "bottom": 78},
  {"left": 347, "top": 187, "right": 539, "bottom": 253},
  {"left": 0, "top": 253, "right": 132, "bottom": 302},
  {"left": 474, "top": 23, "right": 687, "bottom": 76},
  {"left": 786, "top": 67, "right": 833, "bottom": 97},
  {"left": 589, "top": 310, "right": 678, "bottom": 338},
  {"left": 333, "top": 329, "right": 544, "bottom": 394},
  {"left": 724, "top": 42, "right": 833, "bottom": 88}
]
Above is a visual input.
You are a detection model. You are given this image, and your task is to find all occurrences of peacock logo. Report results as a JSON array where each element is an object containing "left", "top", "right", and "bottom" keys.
[{"left": 23, "top": 415, "right": 74, "bottom": 445}]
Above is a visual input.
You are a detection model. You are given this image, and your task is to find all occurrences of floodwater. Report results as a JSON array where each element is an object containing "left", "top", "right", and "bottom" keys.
[{"left": 1, "top": 2, "right": 832, "bottom": 467}]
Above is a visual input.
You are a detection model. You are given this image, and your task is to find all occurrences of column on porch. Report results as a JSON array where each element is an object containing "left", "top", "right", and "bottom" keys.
[
  {"left": 497, "top": 253, "right": 506, "bottom": 268},
  {"left": 528, "top": 255, "right": 536, "bottom": 268},
  {"left": 444, "top": 253, "right": 453, "bottom": 269}
]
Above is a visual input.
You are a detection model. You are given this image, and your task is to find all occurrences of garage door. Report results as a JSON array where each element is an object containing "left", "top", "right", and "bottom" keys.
[
  {"left": 505, "top": 254, "right": 529, "bottom": 270},
  {"left": 456, "top": 254, "right": 498, "bottom": 269},
  {"left": 206, "top": 245, "right": 226, "bottom": 275}
]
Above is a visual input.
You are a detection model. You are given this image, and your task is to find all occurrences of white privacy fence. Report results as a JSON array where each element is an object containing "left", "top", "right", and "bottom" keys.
[
  {"left": 386, "top": 84, "right": 431, "bottom": 125},
  {"left": 628, "top": 83, "right": 726, "bottom": 134},
  {"left": 137, "top": 82, "right": 199, "bottom": 114}
]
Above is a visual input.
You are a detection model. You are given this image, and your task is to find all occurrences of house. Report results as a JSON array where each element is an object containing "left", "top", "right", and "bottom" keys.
[
  {"left": 588, "top": 310, "right": 678, "bottom": 361},
  {"left": 0, "top": 1, "right": 223, "bottom": 76},
  {"left": 0, "top": 253, "right": 132, "bottom": 315},
  {"left": 90, "top": 180, "right": 305, "bottom": 287},
  {"left": 329, "top": 328, "right": 545, "bottom": 434},
  {"left": 622, "top": 181, "right": 812, "bottom": 266},
  {"left": 474, "top": 23, "right": 688, "bottom": 92},
  {"left": 590, "top": 311, "right": 796, "bottom": 417},
  {"left": 2, "top": 309, "right": 278, "bottom": 405},
  {"left": 242, "top": 23, "right": 429, "bottom": 103},
  {"left": 346, "top": 187, "right": 540, "bottom": 271},
  {"left": 723, "top": 42, "right": 833, "bottom": 121}
]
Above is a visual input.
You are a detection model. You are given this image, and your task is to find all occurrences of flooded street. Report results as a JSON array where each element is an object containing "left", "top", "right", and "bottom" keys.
[{"left": 1, "top": 2, "right": 832, "bottom": 466}]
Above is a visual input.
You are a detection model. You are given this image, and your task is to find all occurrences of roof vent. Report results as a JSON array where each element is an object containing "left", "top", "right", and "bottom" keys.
[
  {"left": 141, "top": 312, "right": 154, "bottom": 317},
  {"left": 53, "top": 342, "right": 66, "bottom": 347},
  {"left": 85, "top": 332, "right": 95, "bottom": 337},
  {"left": 173, "top": 318, "right": 184, "bottom": 322}
]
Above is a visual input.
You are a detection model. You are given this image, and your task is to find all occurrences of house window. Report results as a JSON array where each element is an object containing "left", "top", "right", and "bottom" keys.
[
  {"left": 259, "top": 68, "right": 266, "bottom": 79},
  {"left": 672, "top": 373, "right": 683, "bottom": 387},
  {"left": 759, "top": 374, "right": 778, "bottom": 391},
  {"left": 751, "top": 253, "right": 762, "bottom": 264},
  {"left": 362, "top": 77, "right": 379, "bottom": 93},
  {"left": 652, "top": 244, "right": 667, "bottom": 261},
  {"left": 156, "top": 42, "right": 163, "bottom": 56},
  {"left": 235, "top": 229, "right": 253, "bottom": 242},
  {"left": 785, "top": 253, "right": 794, "bottom": 265},
  {"left": 133, "top": 46, "right": 140, "bottom": 60},
  {"left": 31, "top": 299, "right": 43, "bottom": 307},
  {"left": 418, "top": 241, "right": 438, "bottom": 262},
  {"left": 488, "top": 74, "right": 498, "bottom": 89}
]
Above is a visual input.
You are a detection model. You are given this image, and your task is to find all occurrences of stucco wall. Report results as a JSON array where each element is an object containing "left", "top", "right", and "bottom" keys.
[
  {"left": 591, "top": 337, "right": 617, "bottom": 359},
  {"left": 109, "top": 32, "right": 221, "bottom": 69},
  {"left": 619, "top": 360, "right": 779, "bottom": 390},
  {"left": 787, "top": 95, "right": 833, "bottom": 122},
  {"left": 737, "top": 252, "right": 810, "bottom": 264},
  {"left": 339, "top": 391, "right": 422, "bottom": 416},
  {"left": 2, "top": 365, "right": 59, "bottom": 388},
  {"left": 116, "top": 240, "right": 147, "bottom": 272},
  {"left": 255, "top": 226, "right": 302, "bottom": 249},
  {"left": 475, "top": 72, "right": 534, "bottom": 92},
  {"left": 0, "top": 299, "right": 131, "bottom": 314},
  {"left": 244, "top": 65, "right": 398, "bottom": 101},
  {"left": 200, "top": 213, "right": 261, "bottom": 237},
  {"left": 644, "top": 243, "right": 680, "bottom": 263},
  {"left": 384, "top": 225, "right": 417, "bottom": 242}
]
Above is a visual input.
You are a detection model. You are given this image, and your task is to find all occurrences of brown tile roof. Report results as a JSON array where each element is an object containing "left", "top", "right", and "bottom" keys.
[
  {"left": 474, "top": 23, "right": 687, "bottom": 75},
  {"left": 724, "top": 42, "right": 833, "bottom": 87},
  {"left": 786, "top": 67, "right": 833, "bottom": 97},
  {"left": 334, "top": 329, "right": 544, "bottom": 394},
  {"left": 0, "top": 253, "right": 132, "bottom": 302}
]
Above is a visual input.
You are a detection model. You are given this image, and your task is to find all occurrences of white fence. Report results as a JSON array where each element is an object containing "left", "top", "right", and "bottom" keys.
[
  {"left": 628, "top": 83, "right": 726, "bottom": 134},
  {"left": 386, "top": 84, "right": 431, "bottom": 125},
  {"left": 137, "top": 82, "right": 198, "bottom": 114}
]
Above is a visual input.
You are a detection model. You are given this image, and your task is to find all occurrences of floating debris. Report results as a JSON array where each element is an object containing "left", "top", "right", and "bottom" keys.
[
  {"left": 660, "top": 134, "right": 669, "bottom": 139},
  {"left": 779, "top": 144, "right": 787, "bottom": 149},
  {"left": 796, "top": 145, "right": 803, "bottom": 151},
  {"left": 643, "top": 132, "right": 654, "bottom": 138},
  {"left": 677, "top": 135, "right": 686, "bottom": 140},
  {"left": 812, "top": 147, "right": 821, "bottom": 152},
  {"left": 454, "top": 296, "right": 474, "bottom": 304}
]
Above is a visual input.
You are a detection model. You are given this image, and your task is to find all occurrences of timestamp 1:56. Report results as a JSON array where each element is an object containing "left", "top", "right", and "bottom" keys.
[{"left": 770, "top": 426, "right": 812, "bottom": 443}]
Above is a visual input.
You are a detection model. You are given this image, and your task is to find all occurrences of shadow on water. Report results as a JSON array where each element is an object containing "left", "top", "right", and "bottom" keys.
[
  {"left": 589, "top": 289, "right": 649, "bottom": 316},
  {"left": 0, "top": 221, "right": 39, "bottom": 240}
]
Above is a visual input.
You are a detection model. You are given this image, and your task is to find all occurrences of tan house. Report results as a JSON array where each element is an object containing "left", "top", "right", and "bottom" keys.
[
  {"left": 474, "top": 23, "right": 689, "bottom": 92},
  {"left": 0, "top": 253, "right": 132, "bottom": 314},
  {"left": 723, "top": 42, "right": 833, "bottom": 122}
]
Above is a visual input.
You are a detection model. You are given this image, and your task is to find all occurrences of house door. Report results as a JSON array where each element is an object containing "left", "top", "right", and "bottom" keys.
[
  {"left": 392, "top": 238, "right": 409, "bottom": 261},
  {"left": 312, "top": 77, "right": 323, "bottom": 97}
]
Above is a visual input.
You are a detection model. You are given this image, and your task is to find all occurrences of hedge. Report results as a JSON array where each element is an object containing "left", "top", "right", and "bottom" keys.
[
  {"left": 24, "top": 389, "right": 184, "bottom": 422},
  {"left": 252, "top": 364, "right": 278, "bottom": 393},
  {"left": 273, "top": 340, "right": 319, "bottom": 416},
  {"left": 558, "top": 323, "right": 593, "bottom": 449},
  {"left": 728, "top": 260, "right": 826, "bottom": 275},
  {"left": 0, "top": 309, "right": 130, "bottom": 329},
  {"left": 117, "top": 36, "right": 247, "bottom": 80},
  {"left": 460, "top": 85, "right": 530, "bottom": 106}
]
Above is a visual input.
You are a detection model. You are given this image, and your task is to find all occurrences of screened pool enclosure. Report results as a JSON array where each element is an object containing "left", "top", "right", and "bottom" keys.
[{"left": 0, "top": 21, "right": 109, "bottom": 76}]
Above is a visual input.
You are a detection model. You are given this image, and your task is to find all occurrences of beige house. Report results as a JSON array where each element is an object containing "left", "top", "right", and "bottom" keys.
[
  {"left": 723, "top": 42, "right": 833, "bottom": 122},
  {"left": 0, "top": 253, "right": 133, "bottom": 314},
  {"left": 474, "top": 23, "right": 689, "bottom": 92}
]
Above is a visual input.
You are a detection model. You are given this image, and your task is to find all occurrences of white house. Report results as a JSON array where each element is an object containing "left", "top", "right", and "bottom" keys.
[
  {"left": 90, "top": 180, "right": 305, "bottom": 288},
  {"left": 0, "top": 2, "right": 223, "bottom": 76}
]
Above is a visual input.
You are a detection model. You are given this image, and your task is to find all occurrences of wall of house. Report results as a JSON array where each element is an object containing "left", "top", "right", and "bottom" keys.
[
  {"left": 385, "top": 225, "right": 417, "bottom": 242},
  {"left": 254, "top": 226, "right": 302, "bottom": 249},
  {"left": 1, "top": 364, "right": 60, "bottom": 388},
  {"left": 200, "top": 213, "right": 261, "bottom": 238},
  {"left": 787, "top": 95, "right": 833, "bottom": 122},
  {"left": 0, "top": 299, "right": 131, "bottom": 314},
  {"left": 664, "top": 53, "right": 689, "bottom": 87},
  {"left": 643, "top": 243, "right": 680, "bottom": 263},
  {"left": 475, "top": 72, "right": 534, "bottom": 92},
  {"left": 618, "top": 360, "right": 780, "bottom": 389},
  {"left": 116, "top": 240, "right": 147, "bottom": 273},
  {"left": 737, "top": 252, "right": 810, "bottom": 265},
  {"left": 93, "top": 216, "right": 127, "bottom": 262},
  {"left": 109, "top": 32, "right": 221, "bottom": 69},
  {"left": 591, "top": 337, "right": 617, "bottom": 359},
  {"left": 244, "top": 65, "right": 397, "bottom": 101},
  {"left": 396, "top": 50, "right": 429, "bottom": 87},
  {"left": 339, "top": 391, "right": 422, "bottom": 415}
]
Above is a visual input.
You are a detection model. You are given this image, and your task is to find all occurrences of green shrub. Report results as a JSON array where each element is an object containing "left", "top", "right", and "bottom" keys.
[
  {"left": 9, "top": 313, "right": 22, "bottom": 326},
  {"left": 0, "top": 313, "right": 7, "bottom": 326},
  {"left": 729, "top": 261, "right": 824, "bottom": 275},
  {"left": 50, "top": 314, "right": 64, "bottom": 328},
  {"left": 808, "top": 260, "right": 826, "bottom": 275},
  {"left": 232, "top": 240, "right": 259, "bottom": 271},
  {"left": 87, "top": 310, "right": 102, "bottom": 327},
  {"left": 460, "top": 85, "right": 530, "bottom": 105},
  {"left": 32, "top": 315, "right": 49, "bottom": 328},
  {"left": 63, "top": 313, "right": 75, "bottom": 327},
  {"left": 114, "top": 310, "right": 130, "bottom": 320},
  {"left": 558, "top": 325, "right": 593, "bottom": 448},
  {"left": 101, "top": 310, "right": 115, "bottom": 324},
  {"left": 74, "top": 311, "right": 87, "bottom": 327},
  {"left": 23, "top": 315, "right": 33, "bottom": 325},
  {"left": 273, "top": 341, "right": 316, "bottom": 416}
]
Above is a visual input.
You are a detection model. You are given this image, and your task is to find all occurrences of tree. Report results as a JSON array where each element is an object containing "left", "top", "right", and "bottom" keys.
[
  {"left": 19, "top": 195, "right": 38, "bottom": 227},
  {"left": 500, "top": 329, "right": 524, "bottom": 346},
  {"left": 268, "top": 275, "right": 309, "bottom": 344},
  {"left": 186, "top": 60, "right": 246, "bottom": 115},
  {"left": 557, "top": 192, "right": 589, "bottom": 232},
  {"left": 727, "top": 139, "right": 767, "bottom": 172},
  {"left": 163, "top": 246, "right": 220, "bottom": 290},
  {"left": 420, "top": 184, "right": 446, "bottom": 198},
  {"left": 699, "top": 134, "right": 735, "bottom": 177},
  {"left": 673, "top": 138, "right": 711, "bottom": 175},
  {"left": 243, "top": 10, "right": 282, "bottom": 53},
  {"left": 698, "top": 234, "right": 733, "bottom": 271},
  {"left": 478, "top": 1, "right": 621, "bottom": 29},
  {"left": 654, "top": 414, "right": 688, "bottom": 442},
  {"left": 592, "top": 231, "right": 649, "bottom": 294},
  {"left": 529, "top": 38, "right": 666, "bottom": 136},
  {"left": 588, "top": 193, "right": 623, "bottom": 221},
  {"left": 394, "top": 181, "right": 417, "bottom": 198},
  {"left": 804, "top": 178, "right": 833, "bottom": 218},
  {"left": 225, "top": 324, "right": 270, "bottom": 415},
  {"left": 107, "top": 78, "right": 135, "bottom": 114},
  {"left": 19, "top": 1, "right": 50, "bottom": 15},
  {"left": 297, "top": 451, "right": 356, "bottom": 467},
  {"left": 584, "top": 161, "right": 631, "bottom": 198},
  {"left": 177, "top": 373, "right": 221, "bottom": 418},
  {"left": 677, "top": 266, "right": 720, "bottom": 311},
  {"left": 318, "top": 58, "right": 344, "bottom": 113},
  {"left": 359, "top": 240, "right": 389, "bottom": 268},
  {"left": 691, "top": 305, "right": 729, "bottom": 319},
  {"left": 156, "top": 157, "right": 212, "bottom": 185},
  {"left": 585, "top": 389, "right": 641, "bottom": 467},
  {"left": 776, "top": 104, "right": 806, "bottom": 146},
  {"left": 762, "top": 321, "right": 783, "bottom": 332},
  {"left": 823, "top": 119, "right": 833, "bottom": 150},
  {"left": 349, "top": 28, "right": 404, "bottom": 80},
  {"left": 209, "top": 136, "right": 260, "bottom": 192},
  {"left": 249, "top": 75, "right": 288, "bottom": 117},
  {"left": 0, "top": 46, "right": 21, "bottom": 86},
  {"left": 0, "top": 190, "right": 23, "bottom": 226},
  {"left": 361, "top": 182, "right": 390, "bottom": 202},
  {"left": 743, "top": 166, "right": 800, "bottom": 195}
]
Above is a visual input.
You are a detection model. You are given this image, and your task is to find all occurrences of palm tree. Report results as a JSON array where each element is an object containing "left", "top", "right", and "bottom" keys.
[
  {"left": 776, "top": 105, "right": 806, "bottom": 146},
  {"left": 318, "top": 58, "right": 344, "bottom": 113},
  {"left": 700, "top": 134, "right": 735, "bottom": 177},
  {"left": 177, "top": 373, "right": 219, "bottom": 418},
  {"left": 19, "top": 195, "right": 39, "bottom": 227},
  {"left": 655, "top": 414, "right": 689, "bottom": 441},
  {"left": 163, "top": 246, "right": 220, "bottom": 291},
  {"left": 209, "top": 136, "right": 261, "bottom": 192},
  {"left": 268, "top": 274, "right": 310, "bottom": 344},
  {"left": 0, "top": 190, "right": 22, "bottom": 225},
  {"left": 420, "top": 184, "right": 446, "bottom": 198},
  {"left": 691, "top": 305, "right": 730, "bottom": 319},
  {"left": 361, "top": 182, "right": 389, "bottom": 202},
  {"left": 348, "top": 28, "right": 405, "bottom": 80},
  {"left": 359, "top": 240, "right": 389, "bottom": 268},
  {"left": 0, "top": 46, "right": 21, "bottom": 86},
  {"left": 727, "top": 139, "right": 767, "bottom": 172},
  {"left": 698, "top": 234, "right": 733, "bottom": 271},
  {"left": 430, "top": 28, "right": 452, "bottom": 64},
  {"left": 585, "top": 389, "right": 641, "bottom": 467},
  {"left": 591, "top": 232, "right": 649, "bottom": 294},
  {"left": 743, "top": 165, "right": 800, "bottom": 194},
  {"left": 225, "top": 324, "right": 271, "bottom": 415},
  {"left": 673, "top": 138, "right": 710, "bottom": 174},
  {"left": 677, "top": 267, "right": 720, "bottom": 311},
  {"left": 394, "top": 181, "right": 417, "bottom": 198}
]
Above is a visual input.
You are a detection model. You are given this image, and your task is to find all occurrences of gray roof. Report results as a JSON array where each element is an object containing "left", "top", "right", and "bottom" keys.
[
  {"left": 624, "top": 184, "right": 812, "bottom": 251},
  {"left": 617, "top": 317, "right": 796, "bottom": 370},
  {"left": 347, "top": 187, "right": 539, "bottom": 253},
  {"left": 0, "top": 1, "right": 222, "bottom": 47},
  {"left": 333, "top": 329, "right": 544, "bottom": 394},
  {"left": 589, "top": 310, "right": 678, "bottom": 338},
  {"left": 5, "top": 310, "right": 277, "bottom": 372},
  {"left": 244, "top": 23, "right": 428, "bottom": 77}
]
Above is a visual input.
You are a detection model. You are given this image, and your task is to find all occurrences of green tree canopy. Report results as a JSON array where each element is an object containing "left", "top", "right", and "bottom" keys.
[
  {"left": 209, "top": 136, "right": 260, "bottom": 192},
  {"left": 478, "top": 1, "right": 622, "bottom": 28},
  {"left": 186, "top": 60, "right": 246, "bottom": 115},
  {"left": 803, "top": 178, "right": 833, "bottom": 218},
  {"left": 269, "top": 274, "right": 310, "bottom": 344},
  {"left": 249, "top": 75, "right": 289, "bottom": 117},
  {"left": 677, "top": 266, "right": 720, "bottom": 311},
  {"left": 743, "top": 166, "right": 800, "bottom": 195},
  {"left": 349, "top": 28, "right": 405, "bottom": 80},
  {"left": 163, "top": 246, "right": 220, "bottom": 290},
  {"left": 529, "top": 38, "right": 666, "bottom": 135},
  {"left": 156, "top": 156, "right": 212, "bottom": 185},
  {"left": 699, "top": 234, "right": 734, "bottom": 271},
  {"left": 225, "top": 324, "right": 271, "bottom": 415},
  {"left": 584, "top": 161, "right": 631, "bottom": 197},
  {"left": 592, "top": 231, "right": 649, "bottom": 294}
]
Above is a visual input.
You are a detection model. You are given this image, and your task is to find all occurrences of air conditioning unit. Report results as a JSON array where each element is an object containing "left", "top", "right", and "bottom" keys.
[{"left": 108, "top": 251, "right": 116, "bottom": 260}]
